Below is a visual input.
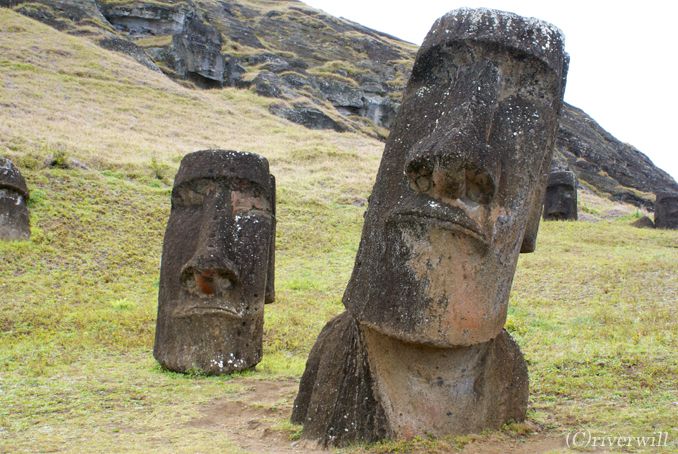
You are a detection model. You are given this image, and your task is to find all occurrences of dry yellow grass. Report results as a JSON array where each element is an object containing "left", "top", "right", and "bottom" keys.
[
  {"left": 0, "top": 8, "right": 382, "bottom": 192},
  {"left": 0, "top": 8, "right": 675, "bottom": 453}
]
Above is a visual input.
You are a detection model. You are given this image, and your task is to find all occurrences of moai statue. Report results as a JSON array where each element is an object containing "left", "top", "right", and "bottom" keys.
[
  {"left": 292, "top": 8, "right": 568, "bottom": 446},
  {"left": 154, "top": 150, "right": 276, "bottom": 375},
  {"left": 543, "top": 170, "right": 578, "bottom": 220},
  {"left": 0, "top": 158, "right": 30, "bottom": 241},
  {"left": 654, "top": 191, "right": 678, "bottom": 229}
]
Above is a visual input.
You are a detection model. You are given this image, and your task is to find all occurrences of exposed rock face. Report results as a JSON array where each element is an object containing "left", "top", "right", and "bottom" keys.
[
  {"left": 269, "top": 103, "right": 346, "bottom": 132},
  {"left": 293, "top": 8, "right": 568, "bottom": 446},
  {"left": 0, "top": 157, "right": 30, "bottom": 241},
  {"left": 556, "top": 104, "right": 677, "bottom": 208},
  {"left": 154, "top": 150, "right": 276, "bottom": 375},
  {"left": 543, "top": 170, "right": 578, "bottom": 221},
  {"left": 98, "top": 1, "right": 189, "bottom": 36},
  {"left": 8, "top": 0, "right": 677, "bottom": 203},
  {"left": 654, "top": 191, "right": 678, "bottom": 229},
  {"left": 172, "top": 15, "right": 225, "bottom": 87}
]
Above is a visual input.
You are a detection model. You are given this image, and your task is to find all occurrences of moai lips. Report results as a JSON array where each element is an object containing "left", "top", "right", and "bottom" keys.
[
  {"left": 293, "top": 8, "right": 568, "bottom": 446},
  {"left": 0, "top": 158, "right": 30, "bottom": 241},
  {"left": 154, "top": 150, "right": 276, "bottom": 375},
  {"left": 543, "top": 170, "right": 578, "bottom": 220}
]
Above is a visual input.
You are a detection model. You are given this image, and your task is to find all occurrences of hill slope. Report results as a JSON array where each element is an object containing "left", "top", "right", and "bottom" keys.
[
  {"left": 0, "top": 8, "right": 676, "bottom": 454},
  {"left": 4, "top": 0, "right": 676, "bottom": 209}
]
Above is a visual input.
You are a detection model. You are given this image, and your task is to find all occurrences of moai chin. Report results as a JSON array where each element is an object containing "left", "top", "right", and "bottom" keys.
[
  {"left": 154, "top": 150, "right": 276, "bottom": 375},
  {"left": 654, "top": 191, "right": 678, "bottom": 229},
  {"left": 543, "top": 170, "right": 578, "bottom": 220},
  {"left": 292, "top": 8, "right": 568, "bottom": 446},
  {"left": 0, "top": 158, "right": 30, "bottom": 241}
]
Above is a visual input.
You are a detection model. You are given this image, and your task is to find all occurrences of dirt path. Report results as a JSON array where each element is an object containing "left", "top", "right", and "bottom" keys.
[
  {"left": 186, "top": 378, "right": 324, "bottom": 454},
  {"left": 187, "top": 378, "right": 568, "bottom": 453}
]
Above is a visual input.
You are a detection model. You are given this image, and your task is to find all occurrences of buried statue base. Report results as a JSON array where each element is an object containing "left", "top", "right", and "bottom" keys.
[
  {"left": 292, "top": 7, "right": 568, "bottom": 447},
  {"left": 292, "top": 313, "right": 528, "bottom": 446}
]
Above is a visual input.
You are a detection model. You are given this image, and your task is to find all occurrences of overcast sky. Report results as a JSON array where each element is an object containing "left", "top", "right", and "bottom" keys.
[{"left": 304, "top": 0, "right": 678, "bottom": 180}]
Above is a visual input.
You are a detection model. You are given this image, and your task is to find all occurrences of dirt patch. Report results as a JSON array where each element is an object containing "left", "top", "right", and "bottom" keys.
[
  {"left": 186, "top": 378, "right": 324, "bottom": 453},
  {"left": 461, "top": 434, "right": 566, "bottom": 453}
]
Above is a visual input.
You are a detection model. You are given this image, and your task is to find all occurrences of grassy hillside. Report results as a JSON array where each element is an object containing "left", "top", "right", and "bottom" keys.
[{"left": 1, "top": 10, "right": 676, "bottom": 453}]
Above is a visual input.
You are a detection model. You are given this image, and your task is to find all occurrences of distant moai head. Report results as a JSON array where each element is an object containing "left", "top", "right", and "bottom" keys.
[
  {"left": 0, "top": 158, "right": 30, "bottom": 241},
  {"left": 543, "top": 170, "right": 577, "bottom": 220},
  {"left": 154, "top": 150, "right": 276, "bottom": 375},
  {"left": 343, "top": 9, "right": 568, "bottom": 347},
  {"left": 654, "top": 191, "right": 678, "bottom": 229}
]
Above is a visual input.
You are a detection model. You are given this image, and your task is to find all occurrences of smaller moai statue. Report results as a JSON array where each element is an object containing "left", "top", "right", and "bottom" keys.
[
  {"left": 654, "top": 191, "right": 678, "bottom": 229},
  {"left": 543, "top": 170, "right": 578, "bottom": 220},
  {"left": 154, "top": 150, "right": 276, "bottom": 375},
  {"left": 0, "top": 158, "right": 30, "bottom": 241}
]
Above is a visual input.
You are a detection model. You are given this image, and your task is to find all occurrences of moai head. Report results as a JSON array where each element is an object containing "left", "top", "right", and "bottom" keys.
[
  {"left": 343, "top": 9, "right": 568, "bottom": 347},
  {"left": 154, "top": 150, "right": 276, "bottom": 375},
  {"left": 0, "top": 158, "right": 30, "bottom": 241},
  {"left": 654, "top": 191, "right": 678, "bottom": 229},
  {"left": 543, "top": 170, "right": 577, "bottom": 220}
]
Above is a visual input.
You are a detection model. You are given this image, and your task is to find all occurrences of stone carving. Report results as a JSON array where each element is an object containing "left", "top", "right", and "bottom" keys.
[
  {"left": 0, "top": 158, "right": 30, "bottom": 241},
  {"left": 543, "top": 170, "right": 578, "bottom": 220},
  {"left": 154, "top": 150, "right": 276, "bottom": 375},
  {"left": 654, "top": 191, "right": 678, "bottom": 229},
  {"left": 292, "top": 8, "right": 568, "bottom": 446}
]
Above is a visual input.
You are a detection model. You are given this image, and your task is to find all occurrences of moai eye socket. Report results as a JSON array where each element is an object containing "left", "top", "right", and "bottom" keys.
[
  {"left": 465, "top": 167, "right": 495, "bottom": 205},
  {"left": 406, "top": 159, "right": 434, "bottom": 193},
  {"left": 173, "top": 185, "right": 205, "bottom": 208}
]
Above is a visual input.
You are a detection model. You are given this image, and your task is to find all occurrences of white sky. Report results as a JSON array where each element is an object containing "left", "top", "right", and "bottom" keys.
[{"left": 304, "top": 0, "right": 678, "bottom": 180}]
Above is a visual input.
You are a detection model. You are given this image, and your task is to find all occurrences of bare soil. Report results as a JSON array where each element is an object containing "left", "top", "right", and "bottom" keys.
[{"left": 186, "top": 378, "right": 324, "bottom": 453}]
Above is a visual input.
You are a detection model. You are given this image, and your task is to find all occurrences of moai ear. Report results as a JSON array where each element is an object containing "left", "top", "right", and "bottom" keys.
[
  {"left": 520, "top": 153, "right": 551, "bottom": 253},
  {"left": 265, "top": 174, "right": 276, "bottom": 304}
]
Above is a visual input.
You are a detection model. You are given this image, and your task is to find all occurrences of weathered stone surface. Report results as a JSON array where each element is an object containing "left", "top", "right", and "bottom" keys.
[
  {"left": 291, "top": 312, "right": 389, "bottom": 447},
  {"left": 543, "top": 170, "right": 578, "bottom": 221},
  {"left": 269, "top": 103, "right": 346, "bottom": 132},
  {"left": 654, "top": 191, "right": 678, "bottom": 229},
  {"left": 154, "top": 150, "right": 276, "bottom": 375},
  {"left": 0, "top": 157, "right": 30, "bottom": 241},
  {"left": 172, "top": 15, "right": 225, "bottom": 87},
  {"left": 293, "top": 8, "right": 568, "bottom": 446},
  {"left": 13, "top": 1, "right": 676, "bottom": 202},
  {"left": 344, "top": 7, "right": 568, "bottom": 347},
  {"left": 99, "top": 2, "right": 189, "bottom": 36},
  {"left": 631, "top": 215, "right": 654, "bottom": 229},
  {"left": 557, "top": 104, "right": 677, "bottom": 208}
]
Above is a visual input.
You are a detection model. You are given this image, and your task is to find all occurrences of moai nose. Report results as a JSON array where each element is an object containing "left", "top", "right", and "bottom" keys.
[
  {"left": 180, "top": 188, "right": 239, "bottom": 296},
  {"left": 406, "top": 158, "right": 495, "bottom": 205}
]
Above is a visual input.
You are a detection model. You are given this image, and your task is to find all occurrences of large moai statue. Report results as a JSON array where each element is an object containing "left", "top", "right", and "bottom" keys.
[
  {"left": 292, "top": 9, "right": 568, "bottom": 446},
  {"left": 0, "top": 158, "right": 30, "bottom": 241},
  {"left": 654, "top": 191, "right": 678, "bottom": 229},
  {"left": 154, "top": 150, "right": 276, "bottom": 375},
  {"left": 543, "top": 170, "right": 578, "bottom": 220}
]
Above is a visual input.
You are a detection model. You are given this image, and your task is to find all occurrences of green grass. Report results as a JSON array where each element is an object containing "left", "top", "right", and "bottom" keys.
[{"left": 0, "top": 8, "right": 676, "bottom": 454}]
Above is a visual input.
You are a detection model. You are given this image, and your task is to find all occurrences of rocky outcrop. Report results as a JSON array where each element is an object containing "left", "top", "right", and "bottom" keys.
[
  {"left": 6, "top": 0, "right": 676, "bottom": 204},
  {"left": 172, "top": 15, "right": 225, "bottom": 87},
  {"left": 556, "top": 104, "right": 677, "bottom": 208},
  {"left": 98, "top": 1, "right": 189, "bottom": 36}
]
